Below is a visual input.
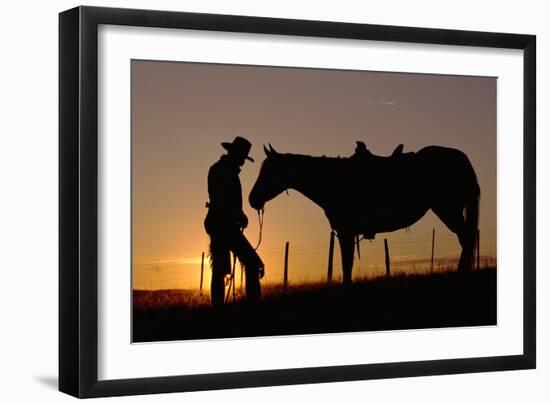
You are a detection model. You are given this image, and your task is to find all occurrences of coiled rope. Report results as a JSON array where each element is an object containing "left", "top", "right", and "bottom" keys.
[{"left": 225, "top": 208, "right": 265, "bottom": 303}]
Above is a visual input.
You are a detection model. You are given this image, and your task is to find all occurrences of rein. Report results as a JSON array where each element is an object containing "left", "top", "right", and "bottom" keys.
[{"left": 254, "top": 208, "right": 265, "bottom": 251}]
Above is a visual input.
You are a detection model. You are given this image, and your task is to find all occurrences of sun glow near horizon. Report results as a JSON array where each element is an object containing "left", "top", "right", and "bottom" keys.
[{"left": 132, "top": 228, "right": 496, "bottom": 291}]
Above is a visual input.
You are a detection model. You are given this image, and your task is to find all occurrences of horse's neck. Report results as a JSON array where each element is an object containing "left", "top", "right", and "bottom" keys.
[{"left": 285, "top": 157, "right": 331, "bottom": 210}]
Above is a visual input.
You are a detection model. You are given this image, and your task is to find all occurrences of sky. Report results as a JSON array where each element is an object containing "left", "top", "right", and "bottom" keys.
[{"left": 131, "top": 60, "right": 496, "bottom": 291}]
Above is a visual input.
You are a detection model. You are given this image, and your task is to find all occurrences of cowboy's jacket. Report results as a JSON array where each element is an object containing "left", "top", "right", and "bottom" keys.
[{"left": 205, "top": 155, "right": 246, "bottom": 233}]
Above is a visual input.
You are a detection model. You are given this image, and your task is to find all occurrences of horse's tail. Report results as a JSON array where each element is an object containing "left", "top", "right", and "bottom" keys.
[{"left": 464, "top": 177, "right": 480, "bottom": 271}]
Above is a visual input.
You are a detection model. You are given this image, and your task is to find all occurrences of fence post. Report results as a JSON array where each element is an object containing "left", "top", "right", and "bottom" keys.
[
  {"left": 476, "top": 229, "right": 480, "bottom": 270},
  {"left": 327, "top": 231, "right": 335, "bottom": 282},
  {"left": 199, "top": 252, "right": 204, "bottom": 294},
  {"left": 284, "top": 241, "right": 290, "bottom": 291},
  {"left": 240, "top": 262, "right": 244, "bottom": 291},
  {"left": 430, "top": 228, "right": 435, "bottom": 273},
  {"left": 384, "top": 238, "right": 390, "bottom": 276}
]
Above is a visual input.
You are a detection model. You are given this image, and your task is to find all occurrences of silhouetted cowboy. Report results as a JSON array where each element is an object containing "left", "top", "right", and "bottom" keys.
[{"left": 204, "top": 136, "right": 264, "bottom": 307}]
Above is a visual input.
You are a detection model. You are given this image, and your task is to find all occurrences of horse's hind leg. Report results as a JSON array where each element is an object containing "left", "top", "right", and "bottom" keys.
[
  {"left": 432, "top": 205, "right": 473, "bottom": 272},
  {"left": 338, "top": 232, "right": 355, "bottom": 286}
]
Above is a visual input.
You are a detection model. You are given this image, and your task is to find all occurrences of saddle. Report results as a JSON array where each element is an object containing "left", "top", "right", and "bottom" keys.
[
  {"left": 353, "top": 141, "right": 416, "bottom": 165},
  {"left": 351, "top": 141, "right": 417, "bottom": 239}
]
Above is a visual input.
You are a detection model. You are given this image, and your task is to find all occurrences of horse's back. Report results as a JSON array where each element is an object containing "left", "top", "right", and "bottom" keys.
[
  {"left": 418, "top": 145, "right": 478, "bottom": 165},
  {"left": 416, "top": 145, "right": 480, "bottom": 201}
]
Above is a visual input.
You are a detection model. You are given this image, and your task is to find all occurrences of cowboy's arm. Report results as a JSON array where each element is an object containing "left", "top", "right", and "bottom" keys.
[{"left": 238, "top": 211, "right": 248, "bottom": 229}]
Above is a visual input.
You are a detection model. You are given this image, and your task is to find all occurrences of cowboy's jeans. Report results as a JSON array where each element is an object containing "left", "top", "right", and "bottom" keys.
[{"left": 208, "top": 227, "right": 263, "bottom": 306}]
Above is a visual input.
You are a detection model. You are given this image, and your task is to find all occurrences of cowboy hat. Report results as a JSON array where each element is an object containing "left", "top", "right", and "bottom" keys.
[{"left": 221, "top": 136, "right": 254, "bottom": 162}]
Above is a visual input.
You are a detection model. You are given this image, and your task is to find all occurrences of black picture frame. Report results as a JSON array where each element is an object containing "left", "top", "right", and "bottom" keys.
[{"left": 59, "top": 5, "right": 536, "bottom": 398}]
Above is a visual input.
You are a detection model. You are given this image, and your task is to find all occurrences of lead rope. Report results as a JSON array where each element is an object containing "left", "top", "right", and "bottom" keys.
[
  {"left": 254, "top": 208, "right": 265, "bottom": 280},
  {"left": 254, "top": 208, "right": 265, "bottom": 251},
  {"left": 225, "top": 208, "right": 264, "bottom": 303}
]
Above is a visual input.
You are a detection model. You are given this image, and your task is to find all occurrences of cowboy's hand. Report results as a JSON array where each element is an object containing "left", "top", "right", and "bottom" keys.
[{"left": 239, "top": 211, "right": 248, "bottom": 229}]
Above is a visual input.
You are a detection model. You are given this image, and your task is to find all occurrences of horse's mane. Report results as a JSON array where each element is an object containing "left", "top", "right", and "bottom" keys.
[
  {"left": 277, "top": 153, "right": 376, "bottom": 178},
  {"left": 263, "top": 153, "right": 352, "bottom": 172}
]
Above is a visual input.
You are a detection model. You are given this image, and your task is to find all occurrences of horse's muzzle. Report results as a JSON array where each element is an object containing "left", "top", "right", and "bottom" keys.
[
  {"left": 248, "top": 193, "right": 264, "bottom": 210},
  {"left": 249, "top": 200, "right": 264, "bottom": 210}
]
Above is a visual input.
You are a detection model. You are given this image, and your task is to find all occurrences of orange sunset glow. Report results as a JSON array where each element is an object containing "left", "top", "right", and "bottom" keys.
[{"left": 131, "top": 60, "right": 496, "bottom": 291}]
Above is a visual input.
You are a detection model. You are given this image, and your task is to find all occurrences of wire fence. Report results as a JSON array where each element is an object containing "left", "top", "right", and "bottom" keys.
[{"left": 133, "top": 230, "right": 496, "bottom": 291}]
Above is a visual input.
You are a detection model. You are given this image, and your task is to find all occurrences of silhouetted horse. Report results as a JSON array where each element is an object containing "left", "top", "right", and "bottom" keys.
[{"left": 249, "top": 144, "right": 480, "bottom": 285}]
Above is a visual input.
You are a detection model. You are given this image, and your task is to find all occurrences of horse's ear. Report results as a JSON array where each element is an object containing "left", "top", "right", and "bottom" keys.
[
  {"left": 268, "top": 144, "right": 279, "bottom": 155},
  {"left": 263, "top": 145, "right": 271, "bottom": 157}
]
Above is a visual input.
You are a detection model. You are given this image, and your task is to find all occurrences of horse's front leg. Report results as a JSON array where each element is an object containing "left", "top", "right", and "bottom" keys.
[{"left": 338, "top": 232, "right": 355, "bottom": 286}]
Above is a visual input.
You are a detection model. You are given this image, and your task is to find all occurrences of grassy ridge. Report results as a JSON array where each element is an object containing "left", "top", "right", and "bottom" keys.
[{"left": 133, "top": 268, "right": 496, "bottom": 342}]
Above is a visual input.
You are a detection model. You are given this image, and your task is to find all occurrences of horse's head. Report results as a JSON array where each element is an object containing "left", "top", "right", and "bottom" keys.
[{"left": 249, "top": 144, "right": 288, "bottom": 210}]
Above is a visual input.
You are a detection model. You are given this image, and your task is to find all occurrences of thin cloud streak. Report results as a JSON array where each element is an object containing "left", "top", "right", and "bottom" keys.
[{"left": 368, "top": 100, "right": 397, "bottom": 106}]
